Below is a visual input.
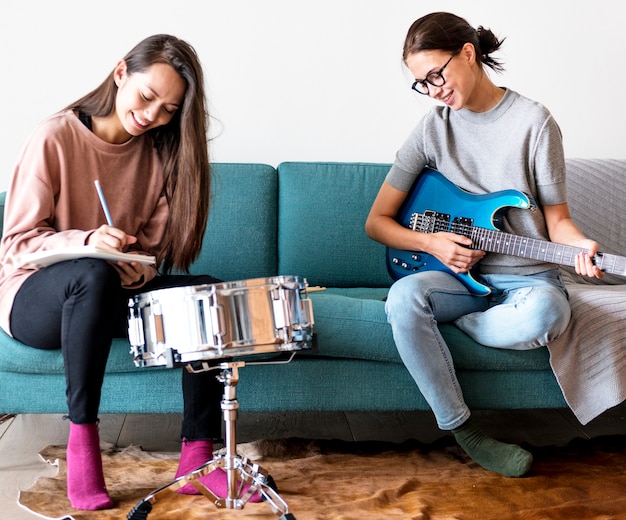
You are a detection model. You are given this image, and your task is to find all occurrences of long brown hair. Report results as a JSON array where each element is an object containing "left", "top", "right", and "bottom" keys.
[
  {"left": 403, "top": 12, "right": 505, "bottom": 73},
  {"left": 67, "top": 34, "right": 210, "bottom": 273}
]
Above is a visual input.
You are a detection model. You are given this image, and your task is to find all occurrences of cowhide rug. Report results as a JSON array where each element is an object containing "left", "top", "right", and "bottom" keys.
[{"left": 18, "top": 436, "right": 626, "bottom": 520}]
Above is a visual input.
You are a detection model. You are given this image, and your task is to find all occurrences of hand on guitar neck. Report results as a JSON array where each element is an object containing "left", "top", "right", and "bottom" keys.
[{"left": 420, "top": 231, "right": 485, "bottom": 275}]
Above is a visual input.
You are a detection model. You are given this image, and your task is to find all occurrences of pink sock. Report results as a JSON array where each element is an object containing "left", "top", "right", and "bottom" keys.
[
  {"left": 66, "top": 422, "right": 114, "bottom": 510},
  {"left": 175, "top": 438, "right": 261, "bottom": 501}
]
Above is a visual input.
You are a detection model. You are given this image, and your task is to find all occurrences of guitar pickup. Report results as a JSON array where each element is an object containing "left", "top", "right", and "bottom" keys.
[{"left": 451, "top": 216, "right": 474, "bottom": 240}]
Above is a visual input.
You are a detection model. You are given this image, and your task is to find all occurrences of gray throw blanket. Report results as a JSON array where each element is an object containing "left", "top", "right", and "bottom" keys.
[
  {"left": 546, "top": 159, "right": 626, "bottom": 425},
  {"left": 548, "top": 276, "right": 626, "bottom": 424}
]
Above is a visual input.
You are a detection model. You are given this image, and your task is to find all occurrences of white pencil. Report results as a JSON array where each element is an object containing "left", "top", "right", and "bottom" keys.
[{"left": 94, "top": 180, "right": 114, "bottom": 226}]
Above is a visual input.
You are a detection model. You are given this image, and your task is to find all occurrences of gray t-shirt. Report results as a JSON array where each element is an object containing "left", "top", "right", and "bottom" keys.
[{"left": 386, "top": 88, "right": 567, "bottom": 275}]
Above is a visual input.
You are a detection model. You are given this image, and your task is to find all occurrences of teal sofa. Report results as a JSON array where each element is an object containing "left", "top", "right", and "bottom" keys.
[{"left": 0, "top": 159, "right": 623, "bottom": 416}]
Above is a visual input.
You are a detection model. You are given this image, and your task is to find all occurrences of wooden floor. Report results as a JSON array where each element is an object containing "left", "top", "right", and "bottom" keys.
[{"left": 1, "top": 406, "right": 625, "bottom": 518}]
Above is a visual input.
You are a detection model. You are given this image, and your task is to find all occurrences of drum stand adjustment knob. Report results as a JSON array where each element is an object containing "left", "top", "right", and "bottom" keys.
[{"left": 127, "top": 360, "right": 297, "bottom": 520}]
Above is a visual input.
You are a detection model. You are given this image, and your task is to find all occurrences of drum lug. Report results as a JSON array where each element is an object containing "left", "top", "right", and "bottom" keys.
[
  {"left": 300, "top": 298, "right": 314, "bottom": 327},
  {"left": 272, "top": 297, "right": 288, "bottom": 330},
  {"left": 209, "top": 304, "right": 226, "bottom": 346},
  {"left": 128, "top": 315, "right": 144, "bottom": 349},
  {"left": 127, "top": 306, "right": 147, "bottom": 367}
]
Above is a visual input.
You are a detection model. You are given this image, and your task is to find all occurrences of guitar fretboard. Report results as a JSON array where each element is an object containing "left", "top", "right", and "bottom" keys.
[{"left": 411, "top": 210, "right": 626, "bottom": 276}]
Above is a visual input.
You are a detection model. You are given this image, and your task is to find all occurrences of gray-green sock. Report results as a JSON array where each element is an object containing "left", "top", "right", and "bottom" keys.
[{"left": 452, "top": 418, "right": 533, "bottom": 477}]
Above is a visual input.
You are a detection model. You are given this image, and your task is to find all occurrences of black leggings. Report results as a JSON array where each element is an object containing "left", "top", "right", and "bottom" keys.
[{"left": 11, "top": 258, "right": 223, "bottom": 440}]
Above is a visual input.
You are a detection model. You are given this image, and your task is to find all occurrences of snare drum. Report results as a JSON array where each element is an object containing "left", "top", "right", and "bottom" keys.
[{"left": 128, "top": 276, "right": 314, "bottom": 368}]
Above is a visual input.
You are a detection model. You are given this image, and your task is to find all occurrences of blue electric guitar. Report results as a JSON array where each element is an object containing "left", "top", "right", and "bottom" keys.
[{"left": 387, "top": 167, "right": 626, "bottom": 296}]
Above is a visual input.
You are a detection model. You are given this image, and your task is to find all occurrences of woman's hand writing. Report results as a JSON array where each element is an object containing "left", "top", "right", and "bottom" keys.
[
  {"left": 87, "top": 225, "right": 146, "bottom": 286},
  {"left": 87, "top": 225, "right": 138, "bottom": 251}
]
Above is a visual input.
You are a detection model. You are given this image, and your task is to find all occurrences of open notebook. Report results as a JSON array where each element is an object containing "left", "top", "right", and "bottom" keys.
[{"left": 16, "top": 245, "right": 156, "bottom": 268}]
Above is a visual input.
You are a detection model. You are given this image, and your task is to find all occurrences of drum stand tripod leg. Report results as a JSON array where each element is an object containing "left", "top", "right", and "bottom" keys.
[{"left": 127, "top": 360, "right": 296, "bottom": 520}]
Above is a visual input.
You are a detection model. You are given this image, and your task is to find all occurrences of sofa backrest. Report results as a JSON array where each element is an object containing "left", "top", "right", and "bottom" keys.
[
  {"left": 188, "top": 163, "right": 279, "bottom": 281},
  {"left": 1, "top": 159, "right": 622, "bottom": 288},
  {"left": 0, "top": 164, "right": 278, "bottom": 286},
  {"left": 277, "top": 162, "right": 393, "bottom": 288},
  {"left": 276, "top": 159, "right": 626, "bottom": 289}
]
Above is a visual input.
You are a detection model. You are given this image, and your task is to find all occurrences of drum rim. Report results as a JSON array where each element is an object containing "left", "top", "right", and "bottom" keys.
[{"left": 131, "top": 275, "right": 308, "bottom": 302}]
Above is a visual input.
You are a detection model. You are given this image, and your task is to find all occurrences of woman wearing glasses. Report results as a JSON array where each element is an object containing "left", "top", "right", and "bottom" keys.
[{"left": 366, "top": 12, "right": 602, "bottom": 477}]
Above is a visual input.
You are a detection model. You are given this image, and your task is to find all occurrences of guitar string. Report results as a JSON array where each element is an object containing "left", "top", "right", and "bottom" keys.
[{"left": 410, "top": 212, "right": 625, "bottom": 274}]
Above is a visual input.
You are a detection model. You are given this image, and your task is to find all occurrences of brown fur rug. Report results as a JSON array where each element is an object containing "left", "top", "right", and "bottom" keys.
[{"left": 19, "top": 436, "right": 626, "bottom": 520}]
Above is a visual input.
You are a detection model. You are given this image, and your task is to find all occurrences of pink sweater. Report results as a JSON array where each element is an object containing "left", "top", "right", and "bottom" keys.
[{"left": 0, "top": 110, "right": 169, "bottom": 334}]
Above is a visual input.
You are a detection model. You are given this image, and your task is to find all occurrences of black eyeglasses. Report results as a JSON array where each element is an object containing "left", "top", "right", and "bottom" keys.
[{"left": 411, "top": 50, "right": 459, "bottom": 95}]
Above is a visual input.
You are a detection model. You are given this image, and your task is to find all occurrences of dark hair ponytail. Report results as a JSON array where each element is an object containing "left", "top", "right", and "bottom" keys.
[{"left": 403, "top": 12, "right": 505, "bottom": 73}]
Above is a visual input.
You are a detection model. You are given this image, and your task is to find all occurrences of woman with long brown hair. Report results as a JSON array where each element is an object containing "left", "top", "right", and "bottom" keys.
[{"left": 0, "top": 34, "right": 246, "bottom": 510}]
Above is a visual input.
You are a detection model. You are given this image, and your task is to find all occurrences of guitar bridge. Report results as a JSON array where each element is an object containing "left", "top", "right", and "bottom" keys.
[{"left": 410, "top": 210, "right": 451, "bottom": 233}]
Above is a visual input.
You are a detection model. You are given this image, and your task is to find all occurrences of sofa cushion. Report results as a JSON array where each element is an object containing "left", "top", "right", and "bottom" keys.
[
  {"left": 277, "top": 162, "right": 393, "bottom": 288},
  {"left": 188, "top": 163, "right": 278, "bottom": 281},
  {"left": 309, "top": 289, "right": 551, "bottom": 371},
  {"left": 0, "top": 331, "right": 146, "bottom": 375}
]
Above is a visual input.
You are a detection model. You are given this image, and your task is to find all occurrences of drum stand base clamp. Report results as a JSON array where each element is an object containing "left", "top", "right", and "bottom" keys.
[{"left": 127, "top": 360, "right": 297, "bottom": 520}]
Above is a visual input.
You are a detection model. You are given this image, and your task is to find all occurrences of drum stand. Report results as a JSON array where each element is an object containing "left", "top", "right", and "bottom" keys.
[{"left": 127, "top": 358, "right": 297, "bottom": 520}]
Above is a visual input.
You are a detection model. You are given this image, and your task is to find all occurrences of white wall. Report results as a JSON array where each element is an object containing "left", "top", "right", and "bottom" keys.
[{"left": 1, "top": 0, "right": 625, "bottom": 190}]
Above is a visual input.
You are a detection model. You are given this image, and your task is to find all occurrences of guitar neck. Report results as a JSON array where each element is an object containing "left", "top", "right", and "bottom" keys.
[{"left": 435, "top": 215, "right": 626, "bottom": 276}]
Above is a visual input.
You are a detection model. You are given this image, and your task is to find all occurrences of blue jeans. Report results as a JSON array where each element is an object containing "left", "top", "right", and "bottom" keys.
[{"left": 385, "top": 268, "right": 570, "bottom": 430}]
